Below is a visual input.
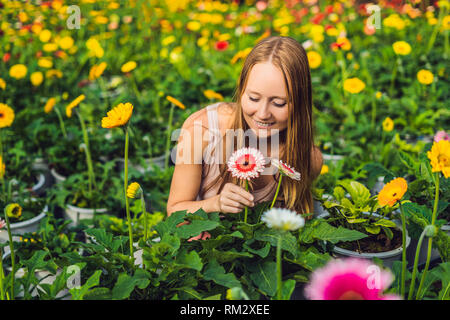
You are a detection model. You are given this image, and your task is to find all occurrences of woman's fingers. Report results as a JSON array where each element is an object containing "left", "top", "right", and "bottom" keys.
[{"left": 227, "top": 192, "right": 254, "bottom": 207}]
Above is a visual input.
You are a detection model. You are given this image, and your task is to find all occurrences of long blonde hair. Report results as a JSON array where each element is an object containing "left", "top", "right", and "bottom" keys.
[{"left": 200, "top": 36, "right": 314, "bottom": 214}]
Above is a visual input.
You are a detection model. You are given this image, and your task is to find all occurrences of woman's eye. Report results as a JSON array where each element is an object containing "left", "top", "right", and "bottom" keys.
[
  {"left": 249, "top": 97, "right": 259, "bottom": 102},
  {"left": 273, "top": 102, "right": 286, "bottom": 107}
]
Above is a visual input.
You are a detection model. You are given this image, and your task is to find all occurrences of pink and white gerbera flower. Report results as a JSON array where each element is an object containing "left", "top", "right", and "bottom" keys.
[
  {"left": 0, "top": 219, "right": 5, "bottom": 231},
  {"left": 271, "top": 159, "right": 301, "bottom": 181},
  {"left": 227, "top": 147, "right": 266, "bottom": 181},
  {"left": 304, "top": 258, "right": 401, "bottom": 300}
]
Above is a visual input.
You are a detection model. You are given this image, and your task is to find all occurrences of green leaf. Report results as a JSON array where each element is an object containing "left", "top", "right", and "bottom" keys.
[
  {"left": 254, "top": 228, "right": 298, "bottom": 258},
  {"left": 203, "top": 259, "right": 241, "bottom": 289},
  {"left": 176, "top": 220, "right": 220, "bottom": 239},
  {"left": 365, "top": 225, "right": 381, "bottom": 234},
  {"left": 397, "top": 150, "right": 417, "bottom": 171},
  {"left": 112, "top": 269, "right": 151, "bottom": 300},
  {"left": 70, "top": 270, "right": 102, "bottom": 300},
  {"left": 347, "top": 218, "right": 368, "bottom": 223},
  {"left": 312, "top": 221, "right": 368, "bottom": 244},
  {"left": 200, "top": 231, "right": 243, "bottom": 251},
  {"left": 175, "top": 249, "right": 203, "bottom": 271},
  {"left": 373, "top": 219, "right": 397, "bottom": 228},
  {"left": 154, "top": 210, "right": 186, "bottom": 237},
  {"left": 248, "top": 261, "right": 277, "bottom": 297},
  {"left": 243, "top": 240, "right": 271, "bottom": 258},
  {"left": 281, "top": 279, "right": 296, "bottom": 300}
]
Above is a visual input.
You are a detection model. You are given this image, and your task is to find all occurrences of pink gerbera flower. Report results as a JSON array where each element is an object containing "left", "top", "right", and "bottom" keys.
[
  {"left": 304, "top": 258, "right": 401, "bottom": 300},
  {"left": 271, "top": 159, "right": 301, "bottom": 181},
  {"left": 434, "top": 130, "right": 449, "bottom": 143},
  {"left": 227, "top": 147, "right": 266, "bottom": 181},
  {"left": 0, "top": 218, "right": 5, "bottom": 231}
]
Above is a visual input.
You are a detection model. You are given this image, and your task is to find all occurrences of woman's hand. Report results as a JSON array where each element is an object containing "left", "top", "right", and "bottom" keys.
[{"left": 214, "top": 183, "right": 255, "bottom": 214}]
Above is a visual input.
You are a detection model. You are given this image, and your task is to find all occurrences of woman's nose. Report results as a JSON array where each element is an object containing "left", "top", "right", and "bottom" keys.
[{"left": 255, "top": 101, "right": 272, "bottom": 120}]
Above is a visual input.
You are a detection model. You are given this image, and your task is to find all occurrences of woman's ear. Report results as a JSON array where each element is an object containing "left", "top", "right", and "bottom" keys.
[{"left": 310, "top": 145, "right": 323, "bottom": 180}]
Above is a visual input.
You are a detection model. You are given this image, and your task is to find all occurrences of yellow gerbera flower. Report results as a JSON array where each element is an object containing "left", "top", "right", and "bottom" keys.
[
  {"left": 378, "top": 177, "right": 408, "bottom": 207},
  {"left": 166, "top": 95, "right": 186, "bottom": 110},
  {"left": 30, "top": 71, "right": 44, "bottom": 86},
  {"left": 126, "top": 182, "right": 141, "bottom": 198},
  {"left": 44, "top": 97, "right": 57, "bottom": 113},
  {"left": 307, "top": 51, "right": 322, "bottom": 69},
  {"left": 0, "top": 78, "right": 6, "bottom": 90},
  {"left": 65, "top": 94, "right": 85, "bottom": 118},
  {"left": 427, "top": 140, "right": 450, "bottom": 178},
  {"left": 0, "top": 103, "right": 15, "bottom": 128},
  {"left": 101, "top": 102, "right": 134, "bottom": 128},
  {"left": 382, "top": 117, "right": 394, "bottom": 132},
  {"left": 392, "top": 41, "right": 412, "bottom": 55},
  {"left": 89, "top": 62, "right": 107, "bottom": 81},
  {"left": 320, "top": 164, "right": 329, "bottom": 175},
  {"left": 203, "top": 89, "right": 224, "bottom": 101},
  {"left": 121, "top": 61, "right": 137, "bottom": 73},
  {"left": 9, "top": 64, "right": 27, "bottom": 79},
  {"left": 5, "top": 203, "right": 22, "bottom": 219},
  {"left": 417, "top": 69, "right": 433, "bottom": 85},
  {"left": 343, "top": 77, "right": 365, "bottom": 94}
]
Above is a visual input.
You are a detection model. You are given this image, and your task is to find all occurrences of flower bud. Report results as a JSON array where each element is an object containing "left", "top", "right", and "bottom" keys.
[
  {"left": 424, "top": 225, "right": 438, "bottom": 237},
  {"left": 5, "top": 203, "right": 22, "bottom": 219}
]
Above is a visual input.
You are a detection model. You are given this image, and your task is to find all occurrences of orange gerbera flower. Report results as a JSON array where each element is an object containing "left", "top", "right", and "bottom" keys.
[{"left": 378, "top": 177, "right": 408, "bottom": 207}]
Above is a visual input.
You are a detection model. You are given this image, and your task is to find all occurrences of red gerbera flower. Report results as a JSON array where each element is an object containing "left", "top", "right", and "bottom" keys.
[{"left": 215, "top": 40, "right": 229, "bottom": 51}]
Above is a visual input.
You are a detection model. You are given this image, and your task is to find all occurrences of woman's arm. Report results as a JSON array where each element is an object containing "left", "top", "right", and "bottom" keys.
[
  {"left": 310, "top": 145, "right": 323, "bottom": 181},
  {"left": 166, "top": 110, "right": 216, "bottom": 216}
]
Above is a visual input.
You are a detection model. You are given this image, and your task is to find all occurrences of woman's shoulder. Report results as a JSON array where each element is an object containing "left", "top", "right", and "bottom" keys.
[{"left": 183, "top": 102, "right": 236, "bottom": 131}]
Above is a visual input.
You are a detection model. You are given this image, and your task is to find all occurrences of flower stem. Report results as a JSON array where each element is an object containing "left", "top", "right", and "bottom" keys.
[
  {"left": 270, "top": 173, "right": 282, "bottom": 209},
  {"left": 244, "top": 180, "right": 249, "bottom": 223},
  {"left": 140, "top": 193, "right": 148, "bottom": 242},
  {"left": 398, "top": 201, "right": 407, "bottom": 298},
  {"left": 53, "top": 107, "right": 67, "bottom": 139},
  {"left": 276, "top": 234, "right": 282, "bottom": 300},
  {"left": 124, "top": 127, "right": 134, "bottom": 257},
  {"left": 0, "top": 246, "right": 5, "bottom": 300},
  {"left": 416, "top": 173, "right": 440, "bottom": 300},
  {"left": 389, "top": 58, "right": 399, "bottom": 97},
  {"left": 407, "top": 227, "right": 427, "bottom": 300},
  {"left": 76, "top": 110, "right": 97, "bottom": 198},
  {"left": 3, "top": 209, "right": 15, "bottom": 299},
  {"left": 165, "top": 104, "right": 174, "bottom": 169}
]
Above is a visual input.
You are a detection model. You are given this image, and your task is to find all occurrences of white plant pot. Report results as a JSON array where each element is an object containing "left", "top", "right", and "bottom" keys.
[
  {"left": 0, "top": 205, "right": 48, "bottom": 243},
  {"left": 64, "top": 204, "right": 107, "bottom": 227},
  {"left": 31, "top": 158, "right": 48, "bottom": 171},
  {"left": 1, "top": 251, "right": 69, "bottom": 299},
  {"left": 317, "top": 212, "right": 411, "bottom": 268},
  {"left": 50, "top": 168, "right": 67, "bottom": 184},
  {"left": 322, "top": 153, "right": 344, "bottom": 165}
]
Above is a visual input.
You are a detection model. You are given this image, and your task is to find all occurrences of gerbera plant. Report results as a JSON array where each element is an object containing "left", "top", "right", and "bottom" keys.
[
  {"left": 261, "top": 208, "right": 305, "bottom": 300},
  {"left": 304, "top": 258, "right": 401, "bottom": 300},
  {"left": 102, "top": 102, "right": 134, "bottom": 257},
  {"left": 126, "top": 181, "right": 148, "bottom": 242},
  {"left": 227, "top": 147, "right": 265, "bottom": 223},
  {"left": 65, "top": 94, "right": 97, "bottom": 198},
  {"left": 377, "top": 177, "right": 408, "bottom": 297},
  {"left": 411, "top": 140, "right": 450, "bottom": 299}
]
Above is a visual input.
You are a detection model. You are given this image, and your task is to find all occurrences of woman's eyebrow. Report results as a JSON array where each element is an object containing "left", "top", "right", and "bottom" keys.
[{"left": 248, "top": 90, "right": 286, "bottom": 100}]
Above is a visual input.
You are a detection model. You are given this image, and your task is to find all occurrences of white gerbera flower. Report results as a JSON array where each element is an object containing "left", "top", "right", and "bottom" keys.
[
  {"left": 227, "top": 147, "right": 266, "bottom": 180},
  {"left": 261, "top": 208, "right": 305, "bottom": 231},
  {"left": 271, "top": 159, "right": 301, "bottom": 181}
]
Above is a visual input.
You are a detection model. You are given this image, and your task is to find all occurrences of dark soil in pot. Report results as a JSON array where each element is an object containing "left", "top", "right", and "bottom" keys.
[{"left": 337, "top": 228, "right": 403, "bottom": 254}]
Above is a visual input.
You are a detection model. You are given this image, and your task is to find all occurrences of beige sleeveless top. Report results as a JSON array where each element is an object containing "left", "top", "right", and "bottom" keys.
[{"left": 195, "top": 103, "right": 278, "bottom": 203}]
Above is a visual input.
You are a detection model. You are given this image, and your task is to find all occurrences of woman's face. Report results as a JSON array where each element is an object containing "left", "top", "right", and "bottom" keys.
[{"left": 241, "top": 62, "right": 289, "bottom": 139}]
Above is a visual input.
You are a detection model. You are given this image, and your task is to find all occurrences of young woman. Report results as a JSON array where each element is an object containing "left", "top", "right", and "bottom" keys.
[{"left": 167, "top": 36, "right": 323, "bottom": 227}]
